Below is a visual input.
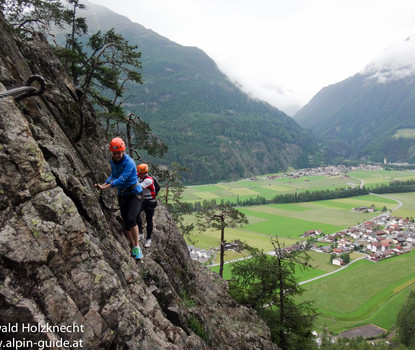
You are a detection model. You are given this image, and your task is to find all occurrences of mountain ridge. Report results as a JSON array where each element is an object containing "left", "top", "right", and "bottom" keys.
[{"left": 293, "top": 35, "right": 415, "bottom": 164}]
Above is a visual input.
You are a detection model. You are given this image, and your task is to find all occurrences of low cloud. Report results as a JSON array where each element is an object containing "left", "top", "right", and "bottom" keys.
[
  {"left": 224, "top": 72, "right": 304, "bottom": 115},
  {"left": 362, "top": 35, "right": 415, "bottom": 83}
]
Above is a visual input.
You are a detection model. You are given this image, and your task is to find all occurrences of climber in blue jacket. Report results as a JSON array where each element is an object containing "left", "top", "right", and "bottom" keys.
[{"left": 95, "top": 137, "right": 144, "bottom": 260}]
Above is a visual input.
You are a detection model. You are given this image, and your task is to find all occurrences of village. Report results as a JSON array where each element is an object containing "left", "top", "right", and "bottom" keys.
[
  {"left": 251, "top": 163, "right": 384, "bottom": 182},
  {"left": 188, "top": 164, "right": 415, "bottom": 266},
  {"left": 304, "top": 212, "right": 415, "bottom": 264},
  {"left": 188, "top": 212, "right": 415, "bottom": 266}
]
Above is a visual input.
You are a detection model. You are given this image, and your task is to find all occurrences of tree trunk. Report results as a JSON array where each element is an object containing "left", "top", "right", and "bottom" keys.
[
  {"left": 126, "top": 118, "right": 133, "bottom": 156},
  {"left": 277, "top": 246, "right": 287, "bottom": 350},
  {"left": 219, "top": 216, "right": 225, "bottom": 277}
]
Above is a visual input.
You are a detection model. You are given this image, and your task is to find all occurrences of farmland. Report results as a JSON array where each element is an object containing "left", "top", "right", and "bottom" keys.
[
  {"left": 298, "top": 251, "right": 415, "bottom": 333},
  {"left": 194, "top": 195, "right": 395, "bottom": 255},
  {"left": 182, "top": 167, "right": 415, "bottom": 204},
  {"left": 181, "top": 167, "right": 415, "bottom": 334}
]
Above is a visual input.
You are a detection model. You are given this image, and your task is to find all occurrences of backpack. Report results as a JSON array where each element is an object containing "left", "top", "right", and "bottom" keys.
[{"left": 148, "top": 174, "right": 160, "bottom": 196}]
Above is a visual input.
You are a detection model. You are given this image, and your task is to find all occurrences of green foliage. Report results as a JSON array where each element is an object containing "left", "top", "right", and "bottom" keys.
[
  {"left": 187, "top": 315, "right": 207, "bottom": 341},
  {"left": 125, "top": 113, "right": 167, "bottom": 159},
  {"left": 0, "top": 0, "right": 68, "bottom": 33},
  {"left": 340, "top": 253, "right": 350, "bottom": 264},
  {"left": 228, "top": 239, "right": 317, "bottom": 349},
  {"left": 180, "top": 289, "right": 197, "bottom": 308},
  {"left": 371, "top": 179, "right": 415, "bottom": 195},
  {"left": 48, "top": 1, "right": 170, "bottom": 162},
  {"left": 196, "top": 203, "right": 248, "bottom": 232},
  {"left": 258, "top": 306, "right": 317, "bottom": 350},
  {"left": 396, "top": 290, "right": 415, "bottom": 347},
  {"left": 229, "top": 252, "right": 279, "bottom": 307},
  {"left": 76, "top": 28, "right": 142, "bottom": 109}
]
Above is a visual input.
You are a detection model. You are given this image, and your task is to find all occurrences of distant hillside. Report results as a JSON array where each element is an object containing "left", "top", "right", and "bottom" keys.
[
  {"left": 83, "top": 1, "right": 318, "bottom": 184},
  {"left": 294, "top": 36, "right": 415, "bottom": 164}
]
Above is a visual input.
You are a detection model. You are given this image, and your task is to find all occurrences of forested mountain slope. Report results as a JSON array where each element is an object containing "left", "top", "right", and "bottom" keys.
[
  {"left": 84, "top": 1, "right": 318, "bottom": 184},
  {"left": 294, "top": 36, "right": 415, "bottom": 164}
]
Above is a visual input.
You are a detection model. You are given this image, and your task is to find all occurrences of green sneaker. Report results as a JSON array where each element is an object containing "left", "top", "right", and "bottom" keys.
[{"left": 132, "top": 247, "right": 143, "bottom": 260}]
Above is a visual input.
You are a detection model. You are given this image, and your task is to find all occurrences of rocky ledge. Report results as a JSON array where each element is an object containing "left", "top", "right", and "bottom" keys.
[{"left": 0, "top": 13, "right": 277, "bottom": 349}]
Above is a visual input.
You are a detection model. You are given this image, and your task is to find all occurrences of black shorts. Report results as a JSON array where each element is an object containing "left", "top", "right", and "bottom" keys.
[{"left": 118, "top": 194, "right": 142, "bottom": 230}]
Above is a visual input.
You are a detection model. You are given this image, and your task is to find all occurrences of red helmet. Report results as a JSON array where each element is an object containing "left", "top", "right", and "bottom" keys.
[
  {"left": 109, "top": 137, "right": 125, "bottom": 152},
  {"left": 137, "top": 163, "right": 149, "bottom": 173}
]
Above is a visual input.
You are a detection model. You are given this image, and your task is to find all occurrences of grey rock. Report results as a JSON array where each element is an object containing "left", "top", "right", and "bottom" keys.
[{"left": 0, "top": 14, "right": 278, "bottom": 350}]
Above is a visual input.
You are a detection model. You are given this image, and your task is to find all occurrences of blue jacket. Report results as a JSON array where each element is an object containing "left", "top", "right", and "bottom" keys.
[{"left": 105, "top": 154, "right": 142, "bottom": 195}]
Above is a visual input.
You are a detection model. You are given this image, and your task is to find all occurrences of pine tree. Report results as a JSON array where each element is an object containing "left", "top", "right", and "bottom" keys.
[
  {"left": 196, "top": 203, "right": 247, "bottom": 277},
  {"left": 228, "top": 238, "right": 317, "bottom": 349},
  {"left": 396, "top": 290, "right": 415, "bottom": 347}
]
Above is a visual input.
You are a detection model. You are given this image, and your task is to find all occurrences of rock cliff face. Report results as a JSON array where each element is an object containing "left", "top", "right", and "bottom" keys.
[{"left": 0, "top": 14, "right": 277, "bottom": 349}]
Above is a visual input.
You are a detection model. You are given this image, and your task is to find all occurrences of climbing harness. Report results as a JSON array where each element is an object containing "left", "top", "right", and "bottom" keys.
[{"left": 0, "top": 75, "right": 46, "bottom": 101}]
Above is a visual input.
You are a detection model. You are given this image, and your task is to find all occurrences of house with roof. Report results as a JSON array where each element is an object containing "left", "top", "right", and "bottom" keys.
[
  {"left": 375, "top": 230, "right": 387, "bottom": 237},
  {"left": 381, "top": 241, "right": 391, "bottom": 252},
  {"left": 383, "top": 250, "right": 394, "bottom": 258},
  {"left": 368, "top": 242, "right": 382, "bottom": 253},
  {"left": 374, "top": 218, "right": 387, "bottom": 226},
  {"left": 188, "top": 246, "right": 213, "bottom": 263},
  {"left": 320, "top": 246, "right": 331, "bottom": 253},
  {"left": 302, "top": 229, "right": 323, "bottom": 238},
  {"left": 353, "top": 206, "right": 375, "bottom": 213},
  {"left": 393, "top": 246, "right": 404, "bottom": 254},
  {"left": 387, "top": 224, "right": 399, "bottom": 231},
  {"left": 368, "top": 253, "right": 381, "bottom": 262},
  {"left": 332, "top": 258, "right": 344, "bottom": 266},
  {"left": 405, "top": 232, "right": 415, "bottom": 243},
  {"left": 366, "top": 232, "right": 379, "bottom": 242},
  {"left": 350, "top": 231, "right": 362, "bottom": 240}
]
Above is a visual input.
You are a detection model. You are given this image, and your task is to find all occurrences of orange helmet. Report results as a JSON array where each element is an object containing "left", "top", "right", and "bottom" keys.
[
  {"left": 109, "top": 137, "right": 125, "bottom": 152},
  {"left": 137, "top": 163, "right": 148, "bottom": 173}
]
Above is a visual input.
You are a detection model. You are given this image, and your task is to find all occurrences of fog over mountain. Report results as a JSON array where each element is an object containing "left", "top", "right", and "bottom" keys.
[
  {"left": 361, "top": 34, "right": 415, "bottom": 82},
  {"left": 293, "top": 34, "right": 415, "bottom": 165}
]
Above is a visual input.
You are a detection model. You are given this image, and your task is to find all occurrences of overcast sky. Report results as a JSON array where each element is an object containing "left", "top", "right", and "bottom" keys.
[{"left": 89, "top": 0, "right": 415, "bottom": 115}]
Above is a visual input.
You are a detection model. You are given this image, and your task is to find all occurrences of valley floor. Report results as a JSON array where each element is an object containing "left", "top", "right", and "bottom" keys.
[{"left": 181, "top": 167, "right": 415, "bottom": 336}]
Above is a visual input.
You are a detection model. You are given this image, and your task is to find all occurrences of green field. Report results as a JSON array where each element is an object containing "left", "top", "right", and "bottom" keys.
[
  {"left": 209, "top": 235, "right": 415, "bottom": 335},
  {"left": 210, "top": 250, "right": 345, "bottom": 281},
  {"left": 298, "top": 251, "right": 415, "bottom": 334},
  {"left": 183, "top": 175, "right": 358, "bottom": 203},
  {"left": 183, "top": 169, "right": 415, "bottom": 204},
  {"left": 394, "top": 128, "right": 415, "bottom": 139},
  {"left": 189, "top": 195, "right": 399, "bottom": 253},
  {"left": 183, "top": 169, "right": 415, "bottom": 335},
  {"left": 349, "top": 169, "right": 415, "bottom": 187},
  {"left": 386, "top": 192, "right": 415, "bottom": 218},
  {"left": 184, "top": 170, "right": 415, "bottom": 333}
]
